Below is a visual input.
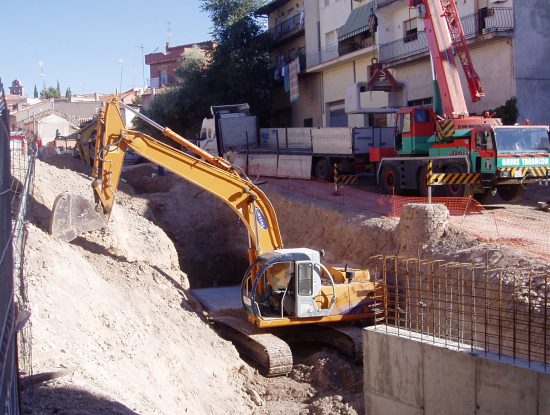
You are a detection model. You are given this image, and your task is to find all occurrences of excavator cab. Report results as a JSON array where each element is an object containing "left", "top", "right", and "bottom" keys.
[
  {"left": 241, "top": 248, "right": 337, "bottom": 325},
  {"left": 242, "top": 247, "right": 380, "bottom": 329}
]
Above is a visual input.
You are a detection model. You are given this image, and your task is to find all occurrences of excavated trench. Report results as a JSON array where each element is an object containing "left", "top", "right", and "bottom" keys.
[
  {"left": 28, "top": 156, "right": 549, "bottom": 415},
  {"left": 120, "top": 164, "right": 400, "bottom": 290}
]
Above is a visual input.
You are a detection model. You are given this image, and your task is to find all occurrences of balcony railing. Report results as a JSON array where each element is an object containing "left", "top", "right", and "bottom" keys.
[
  {"left": 269, "top": 12, "right": 305, "bottom": 44},
  {"left": 379, "top": 7, "right": 513, "bottom": 64},
  {"left": 307, "top": 35, "right": 375, "bottom": 68}
]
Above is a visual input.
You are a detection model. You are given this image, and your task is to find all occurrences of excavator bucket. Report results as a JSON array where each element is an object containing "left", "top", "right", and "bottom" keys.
[{"left": 49, "top": 193, "right": 105, "bottom": 242}]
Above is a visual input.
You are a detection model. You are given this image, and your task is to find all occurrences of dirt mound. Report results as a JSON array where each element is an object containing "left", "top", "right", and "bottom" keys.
[{"left": 23, "top": 159, "right": 255, "bottom": 414}]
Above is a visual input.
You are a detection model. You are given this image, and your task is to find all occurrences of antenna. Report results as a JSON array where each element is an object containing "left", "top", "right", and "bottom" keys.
[
  {"left": 166, "top": 20, "right": 172, "bottom": 47},
  {"left": 38, "top": 61, "right": 46, "bottom": 93}
]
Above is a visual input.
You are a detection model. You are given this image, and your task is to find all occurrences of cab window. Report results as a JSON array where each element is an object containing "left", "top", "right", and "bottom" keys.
[
  {"left": 297, "top": 263, "right": 313, "bottom": 296},
  {"left": 475, "top": 130, "right": 494, "bottom": 150}
]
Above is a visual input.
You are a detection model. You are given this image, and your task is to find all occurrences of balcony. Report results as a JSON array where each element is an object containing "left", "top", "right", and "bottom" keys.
[
  {"left": 379, "top": 7, "right": 513, "bottom": 65},
  {"left": 269, "top": 12, "right": 305, "bottom": 45},
  {"left": 306, "top": 34, "right": 375, "bottom": 69}
]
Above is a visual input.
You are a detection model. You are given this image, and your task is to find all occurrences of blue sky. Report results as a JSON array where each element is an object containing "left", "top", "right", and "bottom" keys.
[{"left": 1, "top": 0, "right": 213, "bottom": 95}]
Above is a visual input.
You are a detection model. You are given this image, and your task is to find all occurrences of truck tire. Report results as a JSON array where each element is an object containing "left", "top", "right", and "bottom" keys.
[
  {"left": 442, "top": 164, "right": 471, "bottom": 197},
  {"left": 379, "top": 165, "right": 399, "bottom": 194},
  {"left": 474, "top": 189, "right": 496, "bottom": 204},
  {"left": 314, "top": 158, "right": 333, "bottom": 182},
  {"left": 497, "top": 184, "right": 525, "bottom": 202}
]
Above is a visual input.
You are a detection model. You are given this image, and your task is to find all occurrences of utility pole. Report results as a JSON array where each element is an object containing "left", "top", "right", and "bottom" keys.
[
  {"left": 135, "top": 45, "right": 146, "bottom": 89},
  {"left": 132, "top": 52, "right": 136, "bottom": 89}
]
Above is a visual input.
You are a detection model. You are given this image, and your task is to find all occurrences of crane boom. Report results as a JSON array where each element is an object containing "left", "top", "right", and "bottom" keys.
[{"left": 417, "top": 0, "right": 484, "bottom": 116}]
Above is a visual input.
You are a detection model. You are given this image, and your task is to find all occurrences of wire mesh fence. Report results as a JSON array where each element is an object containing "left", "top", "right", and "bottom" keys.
[
  {"left": 0, "top": 79, "right": 20, "bottom": 414},
  {"left": 369, "top": 254, "right": 550, "bottom": 371},
  {"left": 11, "top": 131, "right": 36, "bottom": 381},
  {"left": 0, "top": 79, "right": 37, "bottom": 414}
]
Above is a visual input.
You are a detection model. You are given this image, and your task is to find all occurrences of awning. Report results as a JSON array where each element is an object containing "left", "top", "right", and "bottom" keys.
[{"left": 337, "top": 3, "right": 374, "bottom": 42}]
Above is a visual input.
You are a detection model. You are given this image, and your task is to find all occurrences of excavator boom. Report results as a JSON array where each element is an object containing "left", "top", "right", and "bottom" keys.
[{"left": 51, "top": 99, "right": 283, "bottom": 264}]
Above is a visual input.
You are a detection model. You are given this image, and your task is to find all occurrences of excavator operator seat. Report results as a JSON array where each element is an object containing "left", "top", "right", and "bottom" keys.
[{"left": 266, "top": 262, "right": 294, "bottom": 292}]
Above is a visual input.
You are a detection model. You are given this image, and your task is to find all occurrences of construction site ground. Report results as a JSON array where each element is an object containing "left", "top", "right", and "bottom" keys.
[{"left": 21, "top": 154, "right": 549, "bottom": 414}]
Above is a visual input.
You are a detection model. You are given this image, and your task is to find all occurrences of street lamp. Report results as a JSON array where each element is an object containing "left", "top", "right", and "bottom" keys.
[{"left": 117, "top": 59, "right": 124, "bottom": 94}]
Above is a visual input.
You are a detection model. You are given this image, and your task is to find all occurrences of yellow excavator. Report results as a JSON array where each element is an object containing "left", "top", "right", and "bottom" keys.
[{"left": 50, "top": 99, "right": 382, "bottom": 375}]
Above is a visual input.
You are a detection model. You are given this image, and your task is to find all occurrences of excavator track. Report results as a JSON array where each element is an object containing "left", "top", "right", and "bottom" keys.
[
  {"left": 210, "top": 315, "right": 293, "bottom": 377},
  {"left": 278, "top": 324, "right": 365, "bottom": 362}
]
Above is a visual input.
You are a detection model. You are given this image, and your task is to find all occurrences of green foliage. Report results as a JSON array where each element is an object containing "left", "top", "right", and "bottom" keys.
[
  {"left": 65, "top": 87, "right": 72, "bottom": 98},
  {"left": 56, "top": 80, "right": 61, "bottom": 97},
  {"left": 40, "top": 86, "right": 60, "bottom": 99},
  {"left": 132, "top": 94, "right": 142, "bottom": 106},
  {"left": 201, "top": 0, "right": 266, "bottom": 36},
  {"left": 138, "top": 0, "right": 271, "bottom": 138},
  {"left": 33, "top": 85, "right": 38, "bottom": 98},
  {"left": 492, "top": 96, "right": 519, "bottom": 125}
]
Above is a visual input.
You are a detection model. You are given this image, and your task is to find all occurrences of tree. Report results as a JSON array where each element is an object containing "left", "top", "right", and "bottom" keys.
[
  {"left": 56, "top": 80, "right": 61, "bottom": 97},
  {"left": 200, "top": 0, "right": 271, "bottom": 124},
  {"left": 34, "top": 85, "right": 38, "bottom": 98},
  {"left": 40, "top": 86, "right": 60, "bottom": 99},
  {"left": 65, "top": 87, "right": 72, "bottom": 98},
  {"left": 138, "top": 0, "right": 271, "bottom": 137},
  {"left": 492, "top": 97, "right": 519, "bottom": 125}
]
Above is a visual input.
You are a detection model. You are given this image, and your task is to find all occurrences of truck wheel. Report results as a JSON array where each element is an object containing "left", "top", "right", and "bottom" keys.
[
  {"left": 379, "top": 165, "right": 399, "bottom": 194},
  {"left": 474, "top": 189, "right": 496, "bottom": 204},
  {"left": 314, "top": 158, "right": 333, "bottom": 181},
  {"left": 497, "top": 185, "right": 525, "bottom": 202},
  {"left": 442, "top": 164, "right": 471, "bottom": 197}
]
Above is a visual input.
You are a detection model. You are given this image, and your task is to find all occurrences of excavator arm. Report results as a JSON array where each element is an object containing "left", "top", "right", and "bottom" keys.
[
  {"left": 51, "top": 98, "right": 284, "bottom": 262},
  {"left": 50, "top": 99, "right": 381, "bottom": 335}
]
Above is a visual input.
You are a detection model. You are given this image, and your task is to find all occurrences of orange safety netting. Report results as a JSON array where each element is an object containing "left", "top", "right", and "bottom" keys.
[{"left": 385, "top": 195, "right": 485, "bottom": 217}]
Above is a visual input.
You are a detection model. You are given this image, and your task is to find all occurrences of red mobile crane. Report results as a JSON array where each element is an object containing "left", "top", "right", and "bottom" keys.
[{"left": 360, "top": 0, "right": 550, "bottom": 201}]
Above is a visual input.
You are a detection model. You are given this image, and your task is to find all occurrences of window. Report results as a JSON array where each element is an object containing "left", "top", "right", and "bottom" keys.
[
  {"left": 475, "top": 130, "right": 494, "bottom": 150},
  {"left": 329, "top": 108, "right": 348, "bottom": 127},
  {"left": 403, "top": 18, "right": 418, "bottom": 42},
  {"left": 159, "top": 69, "right": 168, "bottom": 86},
  {"left": 369, "top": 113, "right": 388, "bottom": 128},
  {"left": 414, "top": 109, "right": 430, "bottom": 123},
  {"left": 304, "top": 118, "right": 313, "bottom": 127},
  {"left": 397, "top": 113, "right": 411, "bottom": 134},
  {"left": 407, "top": 97, "right": 433, "bottom": 107},
  {"left": 297, "top": 263, "right": 313, "bottom": 296}
]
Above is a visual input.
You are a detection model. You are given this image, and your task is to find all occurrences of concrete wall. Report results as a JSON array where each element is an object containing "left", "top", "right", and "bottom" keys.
[
  {"left": 364, "top": 327, "right": 550, "bottom": 415},
  {"left": 513, "top": 0, "right": 550, "bottom": 125}
]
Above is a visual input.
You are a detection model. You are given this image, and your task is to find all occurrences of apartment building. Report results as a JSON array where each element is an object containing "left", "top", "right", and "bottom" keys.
[
  {"left": 257, "top": 0, "right": 322, "bottom": 127},
  {"left": 261, "top": 0, "right": 550, "bottom": 127},
  {"left": 145, "top": 41, "right": 214, "bottom": 88}
]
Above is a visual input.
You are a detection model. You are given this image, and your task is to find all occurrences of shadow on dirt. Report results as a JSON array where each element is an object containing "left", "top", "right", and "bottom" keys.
[{"left": 22, "top": 385, "right": 139, "bottom": 414}]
